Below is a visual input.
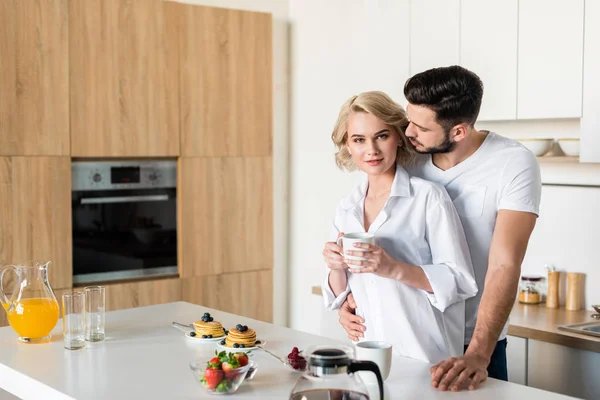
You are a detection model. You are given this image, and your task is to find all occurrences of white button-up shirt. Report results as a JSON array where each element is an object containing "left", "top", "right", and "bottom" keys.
[{"left": 322, "top": 166, "right": 478, "bottom": 363}]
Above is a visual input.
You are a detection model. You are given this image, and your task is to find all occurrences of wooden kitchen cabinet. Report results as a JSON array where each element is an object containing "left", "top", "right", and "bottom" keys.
[
  {"left": 69, "top": 0, "right": 179, "bottom": 157},
  {"left": 460, "top": 0, "right": 518, "bottom": 121},
  {"left": 0, "top": 157, "right": 72, "bottom": 290},
  {"left": 0, "top": 0, "right": 69, "bottom": 156},
  {"left": 517, "top": 0, "right": 584, "bottom": 119},
  {"left": 182, "top": 270, "right": 273, "bottom": 323},
  {"left": 95, "top": 277, "right": 182, "bottom": 312},
  {"left": 177, "top": 4, "right": 272, "bottom": 157},
  {"left": 409, "top": 0, "right": 459, "bottom": 76},
  {"left": 179, "top": 157, "right": 273, "bottom": 278}
]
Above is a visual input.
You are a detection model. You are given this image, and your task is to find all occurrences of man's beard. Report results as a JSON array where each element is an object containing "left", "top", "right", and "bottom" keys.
[{"left": 413, "top": 129, "right": 456, "bottom": 154}]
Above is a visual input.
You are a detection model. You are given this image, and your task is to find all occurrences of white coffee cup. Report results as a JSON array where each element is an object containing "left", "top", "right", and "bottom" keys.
[
  {"left": 355, "top": 341, "right": 392, "bottom": 384},
  {"left": 337, "top": 232, "right": 375, "bottom": 263}
]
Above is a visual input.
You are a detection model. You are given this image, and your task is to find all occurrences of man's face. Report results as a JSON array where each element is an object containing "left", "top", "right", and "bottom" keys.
[{"left": 405, "top": 104, "right": 456, "bottom": 154}]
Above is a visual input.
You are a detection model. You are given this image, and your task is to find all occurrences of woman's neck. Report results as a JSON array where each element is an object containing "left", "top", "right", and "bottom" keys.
[{"left": 366, "top": 164, "right": 396, "bottom": 199}]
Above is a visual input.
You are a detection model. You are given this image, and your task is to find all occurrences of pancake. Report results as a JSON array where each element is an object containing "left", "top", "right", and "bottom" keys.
[
  {"left": 193, "top": 320, "right": 225, "bottom": 338},
  {"left": 224, "top": 327, "right": 257, "bottom": 348}
]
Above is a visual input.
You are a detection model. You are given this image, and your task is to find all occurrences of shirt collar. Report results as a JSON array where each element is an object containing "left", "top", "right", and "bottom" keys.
[{"left": 340, "top": 165, "right": 413, "bottom": 210}]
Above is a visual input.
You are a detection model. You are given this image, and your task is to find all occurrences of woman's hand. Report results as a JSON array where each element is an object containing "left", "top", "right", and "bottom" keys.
[
  {"left": 322, "top": 232, "right": 348, "bottom": 271},
  {"left": 344, "top": 243, "right": 400, "bottom": 279}
]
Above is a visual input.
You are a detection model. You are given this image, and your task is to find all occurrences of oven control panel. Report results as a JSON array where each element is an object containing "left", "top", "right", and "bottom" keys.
[{"left": 72, "top": 161, "right": 176, "bottom": 191}]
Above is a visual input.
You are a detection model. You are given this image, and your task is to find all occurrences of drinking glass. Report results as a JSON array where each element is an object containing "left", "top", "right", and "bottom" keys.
[
  {"left": 84, "top": 286, "right": 105, "bottom": 342},
  {"left": 62, "top": 292, "right": 85, "bottom": 350}
]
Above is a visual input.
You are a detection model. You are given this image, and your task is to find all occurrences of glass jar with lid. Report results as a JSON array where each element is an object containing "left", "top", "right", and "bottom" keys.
[{"left": 518, "top": 275, "right": 544, "bottom": 304}]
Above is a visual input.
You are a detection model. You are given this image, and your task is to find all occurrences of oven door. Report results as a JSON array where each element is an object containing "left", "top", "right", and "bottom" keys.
[{"left": 72, "top": 187, "right": 178, "bottom": 284}]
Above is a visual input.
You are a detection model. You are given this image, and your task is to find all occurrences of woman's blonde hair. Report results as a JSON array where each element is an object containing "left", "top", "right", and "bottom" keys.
[{"left": 331, "top": 91, "right": 415, "bottom": 171}]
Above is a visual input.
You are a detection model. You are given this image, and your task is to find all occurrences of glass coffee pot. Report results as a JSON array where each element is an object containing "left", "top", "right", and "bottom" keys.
[
  {"left": 0, "top": 261, "right": 59, "bottom": 343},
  {"left": 290, "top": 345, "right": 384, "bottom": 400}
]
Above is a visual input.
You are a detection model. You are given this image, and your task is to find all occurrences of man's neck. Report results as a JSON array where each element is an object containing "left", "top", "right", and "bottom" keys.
[{"left": 432, "top": 129, "right": 488, "bottom": 171}]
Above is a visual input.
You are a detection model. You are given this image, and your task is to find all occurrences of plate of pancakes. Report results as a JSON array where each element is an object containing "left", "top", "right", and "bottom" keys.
[
  {"left": 216, "top": 324, "right": 265, "bottom": 352},
  {"left": 186, "top": 312, "right": 227, "bottom": 343}
]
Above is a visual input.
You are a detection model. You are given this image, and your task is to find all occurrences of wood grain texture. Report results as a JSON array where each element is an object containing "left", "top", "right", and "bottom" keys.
[
  {"left": 69, "top": 0, "right": 179, "bottom": 157},
  {"left": 0, "top": 0, "right": 69, "bottom": 155},
  {"left": 80, "top": 277, "right": 182, "bottom": 312},
  {"left": 9, "top": 157, "right": 72, "bottom": 289},
  {"left": 179, "top": 157, "right": 272, "bottom": 277},
  {"left": 179, "top": 4, "right": 272, "bottom": 157},
  {"left": 182, "top": 270, "right": 272, "bottom": 322}
]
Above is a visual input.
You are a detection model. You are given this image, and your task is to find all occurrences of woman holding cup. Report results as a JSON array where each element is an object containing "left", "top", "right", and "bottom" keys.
[{"left": 321, "top": 91, "right": 477, "bottom": 364}]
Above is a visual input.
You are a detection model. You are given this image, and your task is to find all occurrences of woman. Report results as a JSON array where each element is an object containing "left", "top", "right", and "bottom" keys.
[{"left": 321, "top": 91, "right": 477, "bottom": 363}]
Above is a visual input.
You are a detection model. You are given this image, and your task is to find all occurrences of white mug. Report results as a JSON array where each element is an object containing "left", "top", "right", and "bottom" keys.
[
  {"left": 355, "top": 341, "right": 392, "bottom": 384},
  {"left": 337, "top": 232, "right": 375, "bottom": 263}
]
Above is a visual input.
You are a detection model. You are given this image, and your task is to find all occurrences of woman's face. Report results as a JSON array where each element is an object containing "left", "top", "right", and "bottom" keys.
[{"left": 346, "top": 112, "right": 400, "bottom": 176}]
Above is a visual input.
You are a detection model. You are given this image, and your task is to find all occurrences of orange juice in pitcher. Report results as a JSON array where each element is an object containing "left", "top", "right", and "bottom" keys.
[{"left": 0, "top": 261, "right": 60, "bottom": 343}]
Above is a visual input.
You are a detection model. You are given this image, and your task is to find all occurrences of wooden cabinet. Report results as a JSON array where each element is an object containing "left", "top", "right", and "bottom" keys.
[
  {"left": 517, "top": 0, "right": 584, "bottom": 119},
  {"left": 182, "top": 270, "right": 272, "bottom": 322},
  {"left": 179, "top": 157, "right": 272, "bottom": 278},
  {"left": 177, "top": 4, "right": 272, "bottom": 157},
  {"left": 0, "top": 0, "right": 69, "bottom": 156},
  {"left": 460, "top": 0, "right": 518, "bottom": 121},
  {"left": 69, "top": 0, "right": 179, "bottom": 157},
  {"left": 409, "top": 0, "right": 459, "bottom": 76},
  {"left": 96, "top": 278, "right": 181, "bottom": 312},
  {"left": 0, "top": 157, "right": 72, "bottom": 290}
]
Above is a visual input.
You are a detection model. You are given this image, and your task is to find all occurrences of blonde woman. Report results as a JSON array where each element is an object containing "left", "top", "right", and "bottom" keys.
[{"left": 321, "top": 91, "right": 478, "bottom": 363}]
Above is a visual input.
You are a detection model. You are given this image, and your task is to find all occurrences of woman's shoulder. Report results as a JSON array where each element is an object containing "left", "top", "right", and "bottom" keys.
[{"left": 407, "top": 174, "right": 452, "bottom": 204}]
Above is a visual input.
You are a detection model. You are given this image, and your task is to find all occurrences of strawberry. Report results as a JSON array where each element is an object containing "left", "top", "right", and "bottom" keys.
[
  {"left": 221, "top": 362, "right": 242, "bottom": 380},
  {"left": 234, "top": 353, "right": 249, "bottom": 367},
  {"left": 207, "top": 357, "right": 221, "bottom": 369},
  {"left": 203, "top": 367, "right": 223, "bottom": 389}
]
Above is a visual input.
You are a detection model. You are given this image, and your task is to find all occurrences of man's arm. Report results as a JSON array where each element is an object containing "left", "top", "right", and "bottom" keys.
[{"left": 431, "top": 210, "right": 537, "bottom": 391}]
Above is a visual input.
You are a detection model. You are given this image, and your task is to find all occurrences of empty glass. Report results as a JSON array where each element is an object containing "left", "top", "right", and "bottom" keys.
[
  {"left": 84, "top": 286, "right": 105, "bottom": 342},
  {"left": 62, "top": 292, "right": 85, "bottom": 350}
]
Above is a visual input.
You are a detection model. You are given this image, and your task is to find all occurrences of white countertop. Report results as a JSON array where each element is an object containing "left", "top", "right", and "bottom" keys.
[{"left": 0, "top": 302, "right": 577, "bottom": 400}]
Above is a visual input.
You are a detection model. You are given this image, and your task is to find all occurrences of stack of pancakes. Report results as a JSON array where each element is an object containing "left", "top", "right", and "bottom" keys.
[
  {"left": 225, "top": 327, "right": 257, "bottom": 348},
  {"left": 193, "top": 320, "right": 225, "bottom": 338}
]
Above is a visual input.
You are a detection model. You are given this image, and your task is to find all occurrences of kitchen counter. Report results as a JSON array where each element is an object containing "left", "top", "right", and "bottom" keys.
[
  {"left": 0, "top": 302, "right": 577, "bottom": 399},
  {"left": 312, "top": 286, "right": 600, "bottom": 353}
]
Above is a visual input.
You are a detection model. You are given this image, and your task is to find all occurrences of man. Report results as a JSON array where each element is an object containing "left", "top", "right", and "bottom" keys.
[{"left": 335, "top": 66, "right": 542, "bottom": 391}]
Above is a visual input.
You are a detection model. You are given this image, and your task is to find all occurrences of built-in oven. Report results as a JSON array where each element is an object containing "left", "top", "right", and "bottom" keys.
[{"left": 71, "top": 160, "right": 178, "bottom": 285}]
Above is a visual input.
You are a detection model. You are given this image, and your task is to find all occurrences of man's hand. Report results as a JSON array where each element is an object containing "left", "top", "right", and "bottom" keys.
[
  {"left": 430, "top": 352, "right": 489, "bottom": 391},
  {"left": 337, "top": 293, "right": 365, "bottom": 341}
]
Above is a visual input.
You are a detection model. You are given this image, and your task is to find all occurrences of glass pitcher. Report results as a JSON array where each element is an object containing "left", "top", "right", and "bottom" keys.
[
  {"left": 290, "top": 345, "right": 384, "bottom": 400},
  {"left": 0, "top": 261, "right": 60, "bottom": 343}
]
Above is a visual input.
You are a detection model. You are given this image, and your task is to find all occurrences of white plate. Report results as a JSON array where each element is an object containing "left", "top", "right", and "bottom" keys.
[
  {"left": 185, "top": 332, "right": 226, "bottom": 343},
  {"left": 216, "top": 339, "right": 266, "bottom": 353}
]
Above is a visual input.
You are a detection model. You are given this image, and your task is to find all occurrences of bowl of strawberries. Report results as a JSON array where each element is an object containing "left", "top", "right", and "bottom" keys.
[{"left": 190, "top": 350, "right": 255, "bottom": 394}]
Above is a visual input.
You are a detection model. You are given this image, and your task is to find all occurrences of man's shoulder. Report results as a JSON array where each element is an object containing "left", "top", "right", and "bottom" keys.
[{"left": 485, "top": 132, "right": 535, "bottom": 159}]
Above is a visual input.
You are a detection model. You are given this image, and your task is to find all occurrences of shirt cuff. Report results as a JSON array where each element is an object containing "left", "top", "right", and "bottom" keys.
[
  {"left": 419, "top": 264, "right": 459, "bottom": 312},
  {"left": 322, "top": 271, "right": 351, "bottom": 311}
]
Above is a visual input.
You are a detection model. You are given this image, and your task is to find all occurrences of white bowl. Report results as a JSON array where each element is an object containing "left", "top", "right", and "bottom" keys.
[
  {"left": 516, "top": 139, "right": 553, "bottom": 156},
  {"left": 558, "top": 139, "right": 580, "bottom": 156}
]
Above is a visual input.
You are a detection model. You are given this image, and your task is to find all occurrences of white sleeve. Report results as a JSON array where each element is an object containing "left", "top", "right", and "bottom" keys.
[
  {"left": 498, "top": 150, "right": 542, "bottom": 216},
  {"left": 419, "top": 200, "right": 478, "bottom": 312},
  {"left": 321, "top": 212, "right": 351, "bottom": 311}
]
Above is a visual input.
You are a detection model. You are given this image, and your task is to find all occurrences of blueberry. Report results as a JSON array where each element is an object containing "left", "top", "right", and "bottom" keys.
[
  {"left": 240, "top": 344, "right": 245, "bottom": 348},
  {"left": 202, "top": 335, "right": 207, "bottom": 339},
  {"left": 243, "top": 325, "right": 248, "bottom": 331},
  {"left": 208, "top": 317, "right": 213, "bottom": 322},
  {"left": 236, "top": 324, "right": 243, "bottom": 331},
  {"left": 201, "top": 317, "right": 208, "bottom": 322},
  {"left": 224, "top": 330, "right": 229, "bottom": 335},
  {"left": 220, "top": 340, "right": 226, "bottom": 345},
  {"left": 190, "top": 332, "right": 196, "bottom": 337},
  {"left": 233, "top": 343, "right": 240, "bottom": 348},
  {"left": 256, "top": 340, "right": 261, "bottom": 345},
  {"left": 203, "top": 312, "right": 210, "bottom": 317},
  {"left": 207, "top": 335, "right": 213, "bottom": 339}
]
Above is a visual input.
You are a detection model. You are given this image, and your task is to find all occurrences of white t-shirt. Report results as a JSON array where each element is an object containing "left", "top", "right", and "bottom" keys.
[
  {"left": 408, "top": 131, "right": 542, "bottom": 344},
  {"left": 322, "top": 166, "right": 478, "bottom": 363}
]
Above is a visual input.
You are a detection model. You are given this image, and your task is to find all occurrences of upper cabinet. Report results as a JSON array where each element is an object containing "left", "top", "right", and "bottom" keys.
[
  {"left": 409, "top": 0, "right": 460, "bottom": 76},
  {"left": 580, "top": 0, "right": 600, "bottom": 163},
  {"left": 0, "top": 0, "right": 69, "bottom": 156},
  {"left": 460, "top": 0, "right": 518, "bottom": 121},
  {"left": 177, "top": 4, "right": 272, "bottom": 157},
  {"left": 69, "top": 0, "right": 179, "bottom": 157},
  {"left": 517, "top": 0, "right": 584, "bottom": 120}
]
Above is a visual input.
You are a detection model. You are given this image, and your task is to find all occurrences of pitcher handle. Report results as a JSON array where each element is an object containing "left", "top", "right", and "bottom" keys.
[
  {"left": 0, "top": 265, "right": 18, "bottom": 311},
  {"left": 349, "top": 360, "right": 384, "bottom": 400}
]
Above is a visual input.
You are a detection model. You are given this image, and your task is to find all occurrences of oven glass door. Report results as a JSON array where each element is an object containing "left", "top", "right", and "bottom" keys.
[{"left": 72, "top": 187, "right": 177, "bottom": 284}]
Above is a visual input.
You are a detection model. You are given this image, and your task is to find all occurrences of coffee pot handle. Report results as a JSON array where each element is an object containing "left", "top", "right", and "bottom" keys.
[
  {"left": 0, "top": 265, "right": 18, "bottom": 311},
  {"left": 349, "top": 360, "right": 384, "bottom": 400}
]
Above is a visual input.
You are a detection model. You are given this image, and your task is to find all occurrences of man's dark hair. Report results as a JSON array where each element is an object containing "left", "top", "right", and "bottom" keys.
[{"left": 403, "top": 65, "right": 484, "bottom": 132}]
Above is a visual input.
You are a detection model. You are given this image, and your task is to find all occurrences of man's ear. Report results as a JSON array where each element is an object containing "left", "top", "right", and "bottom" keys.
[{"left": 451, "top": 123, "right": 470, "bottom": 143}]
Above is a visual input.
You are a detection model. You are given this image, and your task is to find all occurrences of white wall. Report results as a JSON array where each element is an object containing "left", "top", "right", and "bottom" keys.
[
  {"left": 174, "top": 0, "right": 290, "bottom": 326},
  {"left": 288, "top": 0, "right": 600, "bottom": 337}
]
